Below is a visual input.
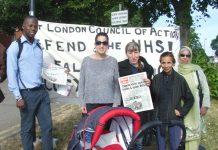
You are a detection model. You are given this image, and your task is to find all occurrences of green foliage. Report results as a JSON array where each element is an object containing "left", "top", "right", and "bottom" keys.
[
  {"left": 127, "top": 10, "right": 143, "bottom": 27},
  {"left": 189, "top": 28, "right": 202, "bottom": 49},
  {"left": 201, "top": 99, "right": 218, "bottom": 149},
  {"left": 192, "top": 47, "right": 218, "bottom": 98},
  {"left": 216, "top": 50, "right": 218, "bottom": 56},
  {"left": 190, "top": 29, "right": 218, "bottom": 98},
  {"left": 0, "top": 0, "right": 62, "bottom": 34},
  {"left": 0, "top": 0, "right": 29, "bottom": 34},
  {"left": 130, "top": 0, "right": 216, "bottom": 45},
  {"left": 0, "top": 0, "right": 130, "bottom": 35},
  {"left": 210, "top": 35, "right": 218, "bottom": 55},
  {"left": 0, "top": 0, "right": 217, "bottom": 37}
]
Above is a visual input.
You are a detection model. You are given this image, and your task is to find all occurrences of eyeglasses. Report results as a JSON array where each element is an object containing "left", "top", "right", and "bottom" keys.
[
  {"left": 180, "top": 54, "right": 191, "bottom": 58},
  {"left": 95, "top": 41, "right": 108, "bottom": 46}
]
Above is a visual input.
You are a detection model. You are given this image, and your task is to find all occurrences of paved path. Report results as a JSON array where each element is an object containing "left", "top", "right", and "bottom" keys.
[{"left": 0, "top": 80, "right": 80, "bottom": 141}]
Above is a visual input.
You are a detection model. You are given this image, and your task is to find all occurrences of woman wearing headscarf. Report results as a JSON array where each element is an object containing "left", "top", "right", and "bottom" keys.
[{"left": 178, "top": 46, "right": 211, "bottom": 150}]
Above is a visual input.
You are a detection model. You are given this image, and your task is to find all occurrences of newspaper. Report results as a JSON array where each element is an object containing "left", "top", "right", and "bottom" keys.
[
  {"left": 56, "top": 85, "right": 72, "bottom": 96},
  {"left": 118, "top": 72, "right": 153, "bottom": 113},
  {"left": 42, "top": 63, "right": 68, "bottom": 85}
]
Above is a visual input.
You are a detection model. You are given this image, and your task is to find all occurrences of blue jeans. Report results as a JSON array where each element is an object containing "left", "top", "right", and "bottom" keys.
[
  {"left": 20, "top": 89, "right": 53, "bottom": 150},
  {"left": 156, "top": 126, "right": 181, "bottom": 150}
]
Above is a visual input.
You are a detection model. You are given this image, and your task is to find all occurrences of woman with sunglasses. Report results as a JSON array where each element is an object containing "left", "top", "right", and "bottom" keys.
[
  {"left": 78, "top": 32, "right": 121, "bottom": 114},
  {"left": 152, "top": 52, "right": 194, "bottom": 150},
  {"left": 178, "top": 46, "right": 210, "bottom": 150}
]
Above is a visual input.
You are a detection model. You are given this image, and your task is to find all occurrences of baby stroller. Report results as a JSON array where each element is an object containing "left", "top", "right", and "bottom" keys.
[
  {"left": 128, "top": 120, "right": 186, "bottom": 150},
  {"left": 67, "top": 106, "right": 141, "bottom": 150}
]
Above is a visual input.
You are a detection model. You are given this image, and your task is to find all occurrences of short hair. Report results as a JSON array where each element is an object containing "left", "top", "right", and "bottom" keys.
[
  {"left": 125, "top": 41, "right": 140, "bottom": 54},
  {"left": 159, "top": 52, "right": 176, "bottom": 64},
  {"left": 23, "top": 16, "right": 38, "bottom": 25},
  {"left": 95, "top": 32, "right": 109, "bottom": 42}
]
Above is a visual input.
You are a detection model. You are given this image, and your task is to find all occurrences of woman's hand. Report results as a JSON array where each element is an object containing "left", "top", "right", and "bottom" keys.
[
  {"left": 65, "top": 68, "right": 70, "bottom": 74},
  {"left": 200, "top": 107, "right": 208, "bottom": 116},
  {"left": 144, "top": 78, "right": 151, "bottom": 86},
  {"left": 81, "top": 106, "right": 87, "bottom": 114},
  {"left": 175, "top": 109, "right": 181, "bottom": 116}
]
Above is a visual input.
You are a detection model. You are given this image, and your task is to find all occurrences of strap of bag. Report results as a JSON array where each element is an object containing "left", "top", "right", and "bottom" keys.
[
  {"left": 17, "top": 38, "right": 27, "bottom": 89},
  {"left": 196, "top": 71, "right": 203, "bottom": 107},
  {"left": 17, "top": 38, "right": 23, "bottom": 60},
  {"left": 196, "top": 71, "right": 202, "bottom": 90}
]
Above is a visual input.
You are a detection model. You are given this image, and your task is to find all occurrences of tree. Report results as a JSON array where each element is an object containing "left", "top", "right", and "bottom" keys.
[
  {"left": 130, "top": 0, "right": 218, "bottom": 46},
  {"left": 210, "top": 35, "right": 218, "bottom": 56},
  {"left": 0, "top": 0, "right": 28, "bottom": 34},
  {"left": 0, "top": 0, "right": 60, "bottom": 35},
  {"left": 189, "top": 28, "right": 218, "bottom": 98},
  {"left": 1, "top": 0, "right": 217, "bottom": 45},
  {"left": 0, "top": 0, "right": 126, "bottom": 35}
]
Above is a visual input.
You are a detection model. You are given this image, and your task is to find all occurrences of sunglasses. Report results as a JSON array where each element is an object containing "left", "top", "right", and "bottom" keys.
[
  {"left": 95, "top": 41, "right": 108, "bottom": 46},
  {"left": 180, "top": 54, "right": 191, "bottom": 58}
]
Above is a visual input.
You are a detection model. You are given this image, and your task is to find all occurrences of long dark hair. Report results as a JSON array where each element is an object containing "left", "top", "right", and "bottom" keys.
[{"left": 95, "top": 32, "right": 109, "bottom": 43}]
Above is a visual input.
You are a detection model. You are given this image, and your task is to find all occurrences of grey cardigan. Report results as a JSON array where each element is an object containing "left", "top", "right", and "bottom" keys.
[{"left": 78, "top": 56, "right": 121, "bottom": 107}]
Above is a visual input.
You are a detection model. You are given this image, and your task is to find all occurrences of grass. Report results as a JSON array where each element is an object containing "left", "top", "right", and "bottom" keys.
[
  {"left": 53, "top": 104, "right": 81, "bottom": 150},
  {"left": 200, "top": 99, "right": 218, "bottom": 150}
]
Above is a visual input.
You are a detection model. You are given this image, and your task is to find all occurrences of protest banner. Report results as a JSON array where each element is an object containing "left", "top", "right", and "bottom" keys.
[
  {"left": 36, "top": 20, "right": 180, "bottom": 97},
  {"left": 118, "top": 72, "right": 153, "bottom": 112}
]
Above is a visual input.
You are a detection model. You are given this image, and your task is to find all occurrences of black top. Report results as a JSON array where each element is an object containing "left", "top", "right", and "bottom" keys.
[
  {"left": 118, "top": 56, "right": 154, "bottom": 124},
  {"left": 118, "top": 56, "right": 154, "bottom": 79},
  {"left": 152, "top": 69, "right": 194, "bottom": 122}
]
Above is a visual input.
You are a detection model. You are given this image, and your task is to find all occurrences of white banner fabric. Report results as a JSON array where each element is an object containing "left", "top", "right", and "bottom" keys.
[{"left": 36, "top": 20, "right": 180, "bottom": 96}]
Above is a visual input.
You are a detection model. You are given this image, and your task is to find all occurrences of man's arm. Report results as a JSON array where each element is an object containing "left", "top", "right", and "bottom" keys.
[{"left": 7, "top": 42, "right": 22, "bottom": 100}]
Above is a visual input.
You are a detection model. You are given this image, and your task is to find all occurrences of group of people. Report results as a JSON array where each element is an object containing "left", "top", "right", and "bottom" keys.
[
  {"left": 78, "top": 32, "right": 210, "bottom": 150},
  {"left": 2, "top": 15, "right": 210, "bottom": 150}
]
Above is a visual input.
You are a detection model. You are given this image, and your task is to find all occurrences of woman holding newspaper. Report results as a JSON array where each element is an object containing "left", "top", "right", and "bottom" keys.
[
  {"left": 178, "top": 46, "right": 210, "bottom": 150},
  {"left": 152, "top": 52, "right": 194, "bottom": 150},
  {"left": 78, "top": 32, "right": 121, "bottom": 114},
  {"left": 118, "top": 41, "right": 154, "bottom": 149}
]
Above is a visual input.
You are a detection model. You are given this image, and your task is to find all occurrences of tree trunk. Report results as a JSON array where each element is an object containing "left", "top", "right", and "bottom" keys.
[
  {"left": 171, "top": 0, "right": 192, "bottom": 46},
  {"left": 180, "top": 25, "right": 190, "bottom": 46}
]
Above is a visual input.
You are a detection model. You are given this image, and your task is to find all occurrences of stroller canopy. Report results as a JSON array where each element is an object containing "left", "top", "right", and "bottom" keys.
[{"left": 67, "top": 106, "right": 141, "bottom": 150}]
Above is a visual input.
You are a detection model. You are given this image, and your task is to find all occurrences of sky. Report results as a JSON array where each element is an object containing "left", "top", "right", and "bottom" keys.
[{"left": 153, "top": 6, "right": 218, "bottom": 56}]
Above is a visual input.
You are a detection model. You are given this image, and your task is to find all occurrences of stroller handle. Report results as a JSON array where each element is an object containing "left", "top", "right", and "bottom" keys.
[{"left": 127, "top": 120, "right": 186, "bottom": 150}]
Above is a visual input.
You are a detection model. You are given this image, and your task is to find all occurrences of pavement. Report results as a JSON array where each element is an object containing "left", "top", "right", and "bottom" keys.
[{"left": 0, "top": 79, "right": 80, "bottom": 144}]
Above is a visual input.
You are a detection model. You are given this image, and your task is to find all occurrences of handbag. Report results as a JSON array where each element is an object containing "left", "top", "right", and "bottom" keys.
[
  {"left": 0, "top": 89, "right": 5, "bottom": 103},
  {"left": 196, "top": 71, "right": 203, "bottom": 108}
]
